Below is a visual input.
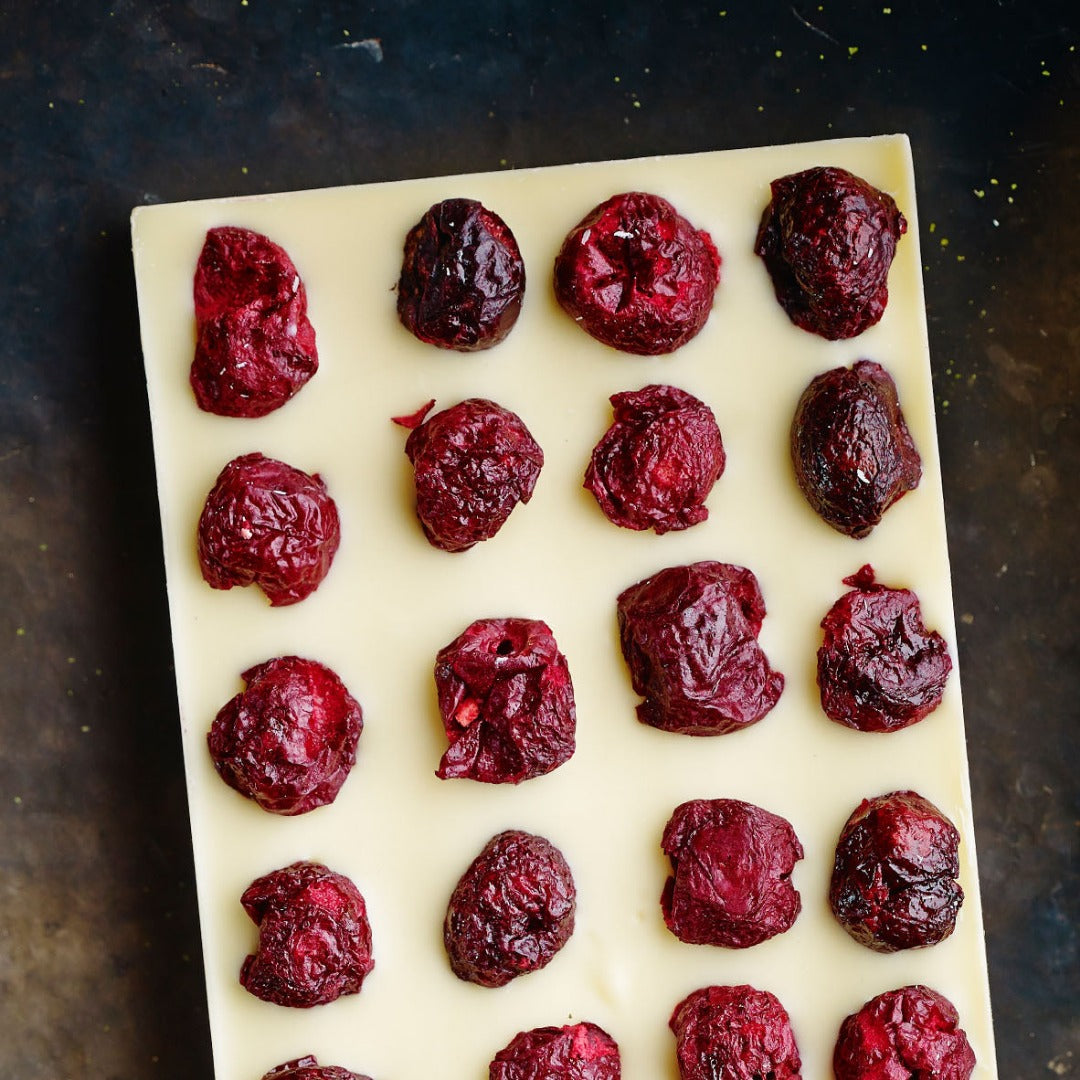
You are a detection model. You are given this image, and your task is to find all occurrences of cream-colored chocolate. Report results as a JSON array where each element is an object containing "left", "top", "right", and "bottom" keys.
[{"left": 132, "top": 136, "right": 996, "bottom": 1080}]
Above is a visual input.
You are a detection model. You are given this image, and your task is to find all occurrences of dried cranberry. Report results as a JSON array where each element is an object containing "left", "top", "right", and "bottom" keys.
[
  {"left": 444, "top": 829, "right": 575, "bottom": 987},
  {"left": 554, "top": 192, "right": 720, "bottom": 354},
  {"left": 262, "top": 1057, "right": 372, "bottom": 1080},
  {"left": 434, "top": 617, "right": 575, "bottom": 784},
  {"left": 190, "top": 226, "right": 318, "bottom": 417},
  {"left": 397, "top": 198, "right": 525, "bottom": 351},
  {"left": 395, "top": 398, "right": 544, "bottom": 552},
  {"left": 791, "top": 360, "right": 922, "bottom": 538},
  {"left": 834, "top": 985, "right": 976, "bottom": 1080},
  {"left": 240, "top": 861, "right": 374, "bottom": 1007},
  {"left": 670, "top": 984, "right": 802, "bottom": 1080},
  {"left": 755, "top": 166, "right": 907, "bottom": 340},
  {"left": 197, "top": 452, "right": 340, "bottom": 605},
  {"left": 585, "top": 384, "right": 725, "bottom": 534},
  {"left": 489, "top": 1023, "right": 621, "bottom": 1080},
  {"left": 617, "top": 561, "right": 784, "bottom": 735},
  {"left": 207, "top": 656, "right": 363, "bottom": 815},
  {"left": 818, "top": 565, "right": 952, "bottom": 733},
  {"left": 829, "top": 790, "right": 964, "bottom": 952},
  {"left": 661, "top": 798, "right": 803, "bottom": 948}
]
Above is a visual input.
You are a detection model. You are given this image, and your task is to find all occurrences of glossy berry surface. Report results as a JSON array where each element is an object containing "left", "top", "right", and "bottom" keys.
[
  {"left": 262, "top": 1056, "right": 372, "bottom": 1080},
  {"left": 489, "top": 1022, "right": 621, "bottom": 1080}
]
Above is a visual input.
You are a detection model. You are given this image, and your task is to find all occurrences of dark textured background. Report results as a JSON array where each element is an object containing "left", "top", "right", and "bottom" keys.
[{"left": 1, "top": 2, "right": 1077, "bottom": 1077}]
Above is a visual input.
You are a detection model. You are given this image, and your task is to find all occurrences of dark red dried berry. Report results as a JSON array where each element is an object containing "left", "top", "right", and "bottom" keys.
[
  {"left": 791, "top": 360, "right": 921, "bottom": 538},
  {"left": 829, "top": 790, "right": 964, "bottom": 952},
  {"left": 444, "top": 829, "right": 576, "bottom": 988},
  {"left": 191, "top": 226, "right": 318, "bottom": 417},
  {"left": 207, "top": 656, "right": 363, "bottom": 815},
  {"left": 833, "top": 985, "right": 976, "bottom": 1080},
  {"left": 397, "top": 198, "right": 525, "bottom": 351},
  {"left": 617, "top": 561, "right": 784, "bottom": 735},
  {"left": 670, "top": 984, "right": 802, "bottom": 1080},
  {"left": 818, "top": 565, "right": 952, "bottom": 733},
  {"left": 490, "top": 1022, "right": 621, "bottom": 1080},
  {"left": 262, "top": 1056, "right": 373, "bottom": 1080},
  {"left": 755, "top": 166, "right": 907, "bottom": 340},
  {"left": 554, "top": 191, "right": 720, "bottom": 355},
  {"left": 585, "top": 384, "right": 725, "bottom": 534},
  {"left": 435, "top": 617, "right": 575, "bottom": 784},
  {"left": 395, "top": 398, "right": 544, "bottom": 553},
  {"left": 240, "top": 861, "right": 374, "bottom": 1008},
  {"left": 197, "top": 452, "right": 340, "bottom": 606},
  {"left": 661, "top": 798, "right": 803, "bottom": 948}
]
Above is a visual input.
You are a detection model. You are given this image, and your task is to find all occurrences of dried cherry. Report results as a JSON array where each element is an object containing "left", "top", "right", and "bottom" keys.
[
  {"left": 833, "top": 984, "right": 976, "bottom": 1080},
  {"left": 554, "top": 191, "right": 720, "bottom": 354},
  {"left": 197, "top": 452, "right": 340, "bottom": 606},
  {"left": 661, "top": 798, "right": 803, "bottom": 948},
  {"left": 818, "top": 565, "right": 952, "bottom": 732},
  {"left": 829, "top": 790, "right": 964, "bottom": 952},
  {"left": 791, "top": 360, "right": 921, "bottom": 538},
  {"left": 394, "top": 398, "right": 544, "bottom": 552},
  {"left": 585, "top": 384, "right": 725, "bottom": 534},
  {"left": 397, "top": 198, "right": 525, "bottom": 351},
  {"left": 670, "top": 984, "right": 802, "bottom": 1080},
  {"left": 434, "top": 617, "right": 575, "bottom": 784},
  {"left": 444, "top": 829, "right": 576, "bottom": 987},
  {"left": 617, "top": 561, "right": 784, "bottom": 735},
  {"left": 755, "top": 166, "right": 907, "bottom": 340},
  {"left": 191, "top": 226, "right": 318, "bottom": 417},
  {"left": 489, "top": 1022, "right": 621, "bottom": 1080},
  {"left": 240, "top": 861, "right": 374, "bottom": 1008},
  {"left": 207, "top": 655, "right": 363, "bottom": 815},
  {"left": 262, "top": 1057, "right": 372, "bottom": 1080}
]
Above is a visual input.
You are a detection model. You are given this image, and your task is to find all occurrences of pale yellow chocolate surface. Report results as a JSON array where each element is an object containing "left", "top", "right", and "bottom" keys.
[{"left": 132, "top": 136, "right": 996, "bottom": 1080}]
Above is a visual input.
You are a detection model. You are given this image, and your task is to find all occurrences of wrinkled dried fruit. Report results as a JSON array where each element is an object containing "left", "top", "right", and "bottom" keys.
[
  {"left": 755, "top": 166, "right": 906, "bottom": 340},
  {"left": 819, "top": 565, "right": 952, "bottom": 732},
  {"left": 585, "top": 384, "right": 725, "bottom": 534},
  {"left": 617, "top": 561, "right": 784, "bottom": 735},
  {"left": 833, "top": 984, "right": 976, "bottom": 1080},
  {"left": 830, "top": 790, "right": 964, "bottom": 952},
  {"left": 397, "top": 197, "right": 525, "bottom": 351},
  {"left": 197, "top": 452, "right": 340, "bottom": 605},
  {"left": 191, "top": 226, "right": 318, "bottom": 417},
  {"left": 240, "top": 861, "right": 374, "bottom": 1007},
  {"left": 435, "top": 617, "right": 575, "bottom": 784},
  {"left": 554, "top": 191, "right": 720, "bottom": 354},
  {"left": 490, "top": 1022, "right": 621, "bottom": 1080},
  {"left": 207, "top": 655, "right": 363, "bottom": 815},
  {"left": 670, "top": 984, "right": 802, "bottom": 1080},
  {"left": 444, "top": 829, "right": 575, "bottom": 987},
  {"left": 662, "top": 798, "right": 803, "bottom": 948},
  {"left": 262, "top": 1056, "right": 372, "bottom": 1080},
  {"left": 791, "top": 360, "right": 921, "bottom": 538},
  {"left": 395, "top": 398, "right": 544, "bottom": 552}
]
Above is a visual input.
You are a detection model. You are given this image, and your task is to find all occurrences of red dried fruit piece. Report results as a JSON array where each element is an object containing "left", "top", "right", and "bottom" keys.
[
  {"left": 791, "top": 360, "right": 921, "bottom": 538},
  {"left": 585, "top": 384, "right": 725, "bottom": 534},
  {"left": 240, "top": 861, "right": 374, "bottom": 1008},
  {"left": 670, "top": 984, "right": 802, "bottom": 1080},
  {"left": 395, "top": 398, "right": 544, "bottom": 552},
  {"left": 435, "top": 617, "right": 575, "bottom": 784},
  {"left": 818, "top": 565, "right": 952, "bottom": 732},
  {"left": 191, "top": 226, "right": 318, "bottom": 417},
  {"left": 661, "top": 798, "right": 803, "bottom": 948},
  {"left": 207, "top": 655, "right": 363, "bottom": 815},
  {"left": 833, "top": 984, "right": 976, "bottom": 1080},
  {"left": 490, "top": 1022, "right": 621, "bottom": 1080},
  {"left": 262, "top": 1056, "right": 372, "bottom": 1080},
  {"left": 444, "top": 829, "right": 576, "bottom": 987},
  {"left": 554, "top": 191, "right": 720, "bottom": 355},
  {"left": 197, "top": 452, "right": 340, "bottom": 606},
  {"left": 617, "top": 561, "right": 784, "bottom": 735},
  {"left": 397, "top": 198, "right": 525, "bottom": 351},
  {"left": 755, "top": 166, "right": 907, "bottom": 340},
  {"left": 829, "top": 790, "right": 964, "bottom": 952}
]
